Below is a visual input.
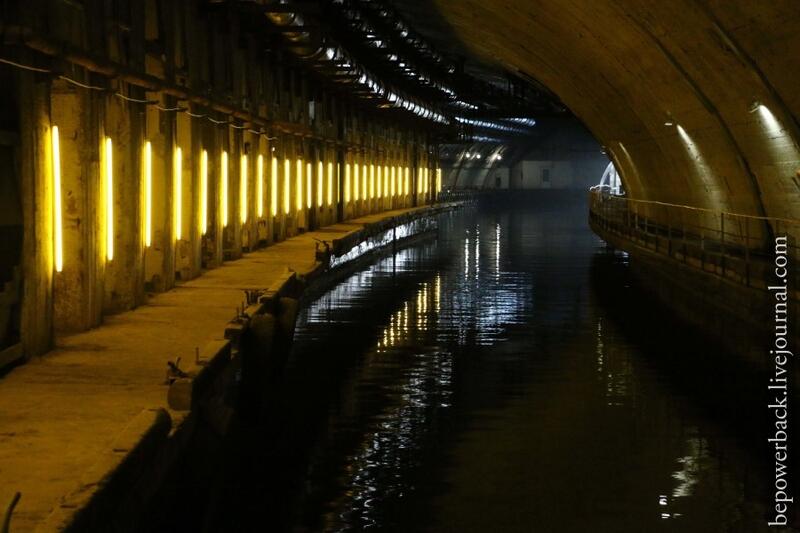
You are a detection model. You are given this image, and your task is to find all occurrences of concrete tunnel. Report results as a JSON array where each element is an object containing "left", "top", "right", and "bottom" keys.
[{"left": 0, "top": 1, "right": 798, "bottom": 532}]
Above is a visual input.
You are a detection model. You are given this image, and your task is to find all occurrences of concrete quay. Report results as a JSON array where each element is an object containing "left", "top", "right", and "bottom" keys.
[{"left": 0, "top": 204, "right": 453, "bottom": 532}]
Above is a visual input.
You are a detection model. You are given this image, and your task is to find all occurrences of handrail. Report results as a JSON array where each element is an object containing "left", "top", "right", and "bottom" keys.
[
  {"left": 588, "top": 189, "right": 799, "bottom": 294},
  {"left": 604, "top": 193, "right": 800, "bottom": 226}
]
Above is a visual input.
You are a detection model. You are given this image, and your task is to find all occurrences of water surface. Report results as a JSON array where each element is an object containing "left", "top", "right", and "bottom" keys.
[{"left": 200, "top": 196, "right": 777, "bottom": 532}]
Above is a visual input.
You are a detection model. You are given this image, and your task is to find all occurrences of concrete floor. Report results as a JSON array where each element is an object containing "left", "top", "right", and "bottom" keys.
[{"left": 0, "top": 207, "right": 426, "bottom": 532}]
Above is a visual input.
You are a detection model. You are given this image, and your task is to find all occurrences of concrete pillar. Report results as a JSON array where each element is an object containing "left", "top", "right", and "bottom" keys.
[
  {"left": 50, "top": 79, "right": 103, "bottom": 332},
  {"left": 17, "top": 67, "right": 53, "bottom": 357},
  {"left": 173, "top": 111, "right": 194, "bottom": 281},
  {"left": 277, "top": 144, "right": 287, "bottom": 239},
  {"left": 207, "top": 126, "right": 225, "bottom": 267},
  {"left": 144, "top": 98, "right": 176, "bottom": 291},
  {"left": 191, "top": 110, "right": 210, "bottom": 271},
  {"left": 104, "top": 91, "right": 144, "bottom": 312},
  {"left": 251, "top": 135, "right": 268, "bottom": 246},
  {"left": 240, "top": 130, "right": 258, "bottom": 252},
  {"left": 222, "top": 127, "right": 242, "bottom": 260}
]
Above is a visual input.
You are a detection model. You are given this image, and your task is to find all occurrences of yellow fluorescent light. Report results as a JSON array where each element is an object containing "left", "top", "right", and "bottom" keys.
[
  {"left": 362, "top": 162, "right": 368, "bottom": 201},
  {"left": 221, "top": 150, "right": 228, "bottom": 227},
  {"left": 296, "top": 159, "right": 304, "bottom": 211},
  {"left": 144, "top": 141, "right": 152, "bottom": 247},
  {"left": 52, "top": 126, "right": 63, "bottom": 272},
  {"left": 383, "top": 165, "right": 389, "bottom": 198},
  {"left": 391, "top": 166, "right": 396, "bottom": 197},
  {"left": 174, "top": 146, "right": 182, "bottom": 241},
  {"left": 307, "top": 162, "right": 312, "bottom": 209},
  {"left": 105, "top": 137, "right": 114, "bottom": 260},
  {"left": 317, "top": 161, "right": 323, "bottom": 207},
  {"left": 271, "top": 156, "right": 278, "bottom": 216},
  {"left": 240, "top": 154, "right": 248, "bottom": 224},
  {"left": 284, "top": 158, "right": 290, "bottom": 214},
  {"left": 370, "top": 164, "right": 375, "bottom": 199},
  {"left": 404, "top": 167, "right": 409, "bottom": 196},
  {"left": 257, "top": 154, "right": 264, "bottom": 218},
  {"left": 200, "top": 149, "right": 207, "bottom": 235},
  {"left": 377, "top": 165, "right": 382, "bottom": 198},
  {"left": 327, "top": 162, "right": 333, "bottom": 206},
  {"left": 436, "top": 168, "right": 442, "bottom": 193},
  {"left": 353, "top": 162, "right": 359, "bottom": 201},
  {"left": 345, "top": 162, "right": 351, "bottom": 203},
  {"left": 423, "top": 167, "right": 429, "bottom": 194}
]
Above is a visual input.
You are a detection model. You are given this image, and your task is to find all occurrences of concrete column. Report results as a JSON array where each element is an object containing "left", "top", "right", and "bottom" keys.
[
  {"left": 221, "top": 129, "right": 238, "bottom": 260},
  {"left": 17, "top": 68, "right": 53, "bottom": 357},
  {"left": 104, "top": 91, "right": 144, "bottom": 312},
  {"left": 240, "top": 131, "right": 257, "bottom": 252},
  {"left": 189, "top": 114, "right": 208, "bottom": 276},
  {"left": 230, "top": 128, "right": 243, "bottom": 257},
  {"left": 208, "top": 127, "right": 225, "bottom": 267},
  {"left": 173, "top": 111, "right": 194, "bottom": 280},
  {"left": 275, "top": 142, "right": 288, "bottom": 242},
  {"left": 144, "top": 98, "right": 176, "bottom": 291},
  {"left": 50, "top": 79, "right": 102, "bottom": 332}
]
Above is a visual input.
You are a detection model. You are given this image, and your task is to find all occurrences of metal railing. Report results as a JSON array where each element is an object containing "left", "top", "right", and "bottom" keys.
[
  {"left": 589, "top": 189, "right": 800, "bottom": 294},
  {"left": 436, "top": 189, "right": 482, "bottom": 204}
]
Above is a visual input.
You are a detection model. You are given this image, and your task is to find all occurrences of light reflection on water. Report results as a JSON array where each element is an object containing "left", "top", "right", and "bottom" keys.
[{"left": 213, "top": 197, "right": 777, "bottom": 532}]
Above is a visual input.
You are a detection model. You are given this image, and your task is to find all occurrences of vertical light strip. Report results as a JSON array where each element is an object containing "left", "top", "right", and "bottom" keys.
[
  {"left": 221, "top": 150, "right": 228, "bottom": 227},
  {"left": 327, "top": 162, "right": 333, "bottom": 206},
  {"left": 317, "top": 160, "right": 323, "bottom": 207},
  {"left": 362, "top": 161, "right": 367, "bottom": 201},
  {"left": 306, "top": 162, "right": 312, "bottom": 209},
  {"left": 105, "top": 137, "right": 114, "bottom": 260},
  {"left": 143, "top": 141, "right": 152, "bottom": 247},
  {"left": 383, "top": 165, "right": 389, "bottom": 199},
  {"left": 391, "top": 166, "right": 396, "bottom": 197},
  {"left": 404, "top": 167, "right": 410, "bottom": 196},
  {"left": 271, "top": 156, "right": 278, "bottom": 216},
  {"left": 377, "top": 165, "right": 382, "bottom": 198},
  {"left": 283, "top": 158, "right": 291, "bottom": 214},
  {"left": 370, "top": 164, "right": 375, "bottom": 199},
  {"left": 257, "top": 154, "right": 264, "bottom": 218},
  {"left": 52, "top": 126, "right": 63, "bottom": 272},
  {"left": 296, "top": 158, "right": 303, "bottom": 211},
  {"left": 354, "top": 162, "right": 359, "bottom": 201},
  {"left": 174, "top": 146, "right": 182, "bottom": 241},
  {"left": 423, "top": 167, "right": 429, "bottom": 194},
  {"left": 199, "top": 149, "right": 208, "bottom": 235},
  {"left": 240, "top": 153, "right": 248, "bottom": 224},
  {"left": 345, "top": 162, "right": 351, "bottom": 203},
  {"left": 436, "top": 168, "right": 442, "bottom": 193}
]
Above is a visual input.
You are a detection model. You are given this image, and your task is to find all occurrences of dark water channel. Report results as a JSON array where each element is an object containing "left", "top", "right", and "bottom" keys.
[{"left": 168, "top": 194, "right": 782, "bottom": 532}]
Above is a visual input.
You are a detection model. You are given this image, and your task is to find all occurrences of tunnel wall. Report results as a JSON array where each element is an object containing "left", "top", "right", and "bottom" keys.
[
  {"left": 2, "top": 1, "right": 443, "bottom": 360},
  {"left": 436, "top": 0, "right": 800, "bottom": 241},
  {"left": 592, "top": 214, "right": 800, "bottom": 374}
]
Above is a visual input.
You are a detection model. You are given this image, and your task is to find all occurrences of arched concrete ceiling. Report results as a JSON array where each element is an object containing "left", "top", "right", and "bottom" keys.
[{"left": 433, "top": 0, "right": 800, "bottom": 219}]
